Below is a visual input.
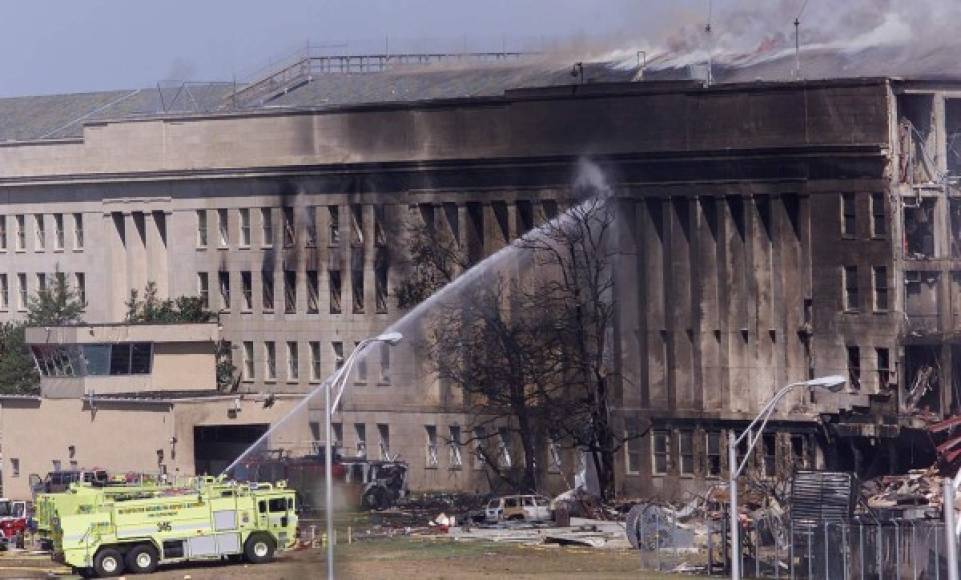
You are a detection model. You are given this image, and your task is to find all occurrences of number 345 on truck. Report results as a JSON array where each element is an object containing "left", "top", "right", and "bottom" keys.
[{"left": 51, "top": 478, "right": 298, "bottom": 577}]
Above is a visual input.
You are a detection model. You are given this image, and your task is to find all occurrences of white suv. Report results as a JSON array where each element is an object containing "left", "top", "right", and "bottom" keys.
[{"left": 484, "top": 494, "right": 551, "bottom": 523}]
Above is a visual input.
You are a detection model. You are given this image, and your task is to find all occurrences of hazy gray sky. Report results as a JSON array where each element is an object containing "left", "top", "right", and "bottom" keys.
[{"left": 0, "top": 0, "right": 692, "bottom": 97}]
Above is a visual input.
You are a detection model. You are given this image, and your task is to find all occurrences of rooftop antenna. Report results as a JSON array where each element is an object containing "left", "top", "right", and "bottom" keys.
[
  {"left": 705, "top": 0, "right": 714, "bottom": 85},
  {"left": 794, "top": 0, "right": 811, "bottom": 80}
]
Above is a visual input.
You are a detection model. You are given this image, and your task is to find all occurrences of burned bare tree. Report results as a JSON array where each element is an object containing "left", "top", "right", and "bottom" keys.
[
  {"left": 395, "top": 188, "right": 628, "bottom": 499},
  {"left": 517, "top": 196, "right": 621, "bottom": 500}
]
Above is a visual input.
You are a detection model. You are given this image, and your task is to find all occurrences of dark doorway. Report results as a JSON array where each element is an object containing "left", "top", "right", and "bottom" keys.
[{"left": 194, "top": 424, "right": 269, "bottom": 476}]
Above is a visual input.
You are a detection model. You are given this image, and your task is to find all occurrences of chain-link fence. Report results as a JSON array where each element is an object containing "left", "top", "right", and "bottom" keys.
[
  {"left": 735, "top": 518, "right": 948, "bottom": 579},
  {"left": 630, "top": 511, "right": 950, "bottom": 578}
]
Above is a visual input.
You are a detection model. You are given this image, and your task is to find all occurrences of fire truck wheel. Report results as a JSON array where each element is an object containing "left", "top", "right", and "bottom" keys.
[
  {"left": 125, "top": 544, "right": 159, "bottom": 574},
  {"left": 93, "top": 547, "right": 125, "bottom": 577},
  {"left": 244, "top": 533, "right": 276, "bottom": 564}
]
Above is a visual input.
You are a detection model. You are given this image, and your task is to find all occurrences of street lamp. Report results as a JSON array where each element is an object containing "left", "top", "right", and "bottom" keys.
[
  {"left": 324, "top": 331, "right": 403, "bottom": 580},
  {"left": 728, "top": 375, "right": 845, "bottom": 580}
]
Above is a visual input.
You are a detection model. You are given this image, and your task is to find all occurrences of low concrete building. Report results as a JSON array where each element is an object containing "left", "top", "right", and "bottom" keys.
[{"left": 0, "top": 323, "right": 307, "bottom": 500}]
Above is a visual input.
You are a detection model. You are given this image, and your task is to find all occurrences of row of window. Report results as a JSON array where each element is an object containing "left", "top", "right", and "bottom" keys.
[
  {"left": 198, "top": 268, "right": 388, "bottom": 315},
  {"left": 846, "top": 346, "right": 893, "bottom": 391},
  {"left": 625, "top": 426, "right": 809, "bottom": 478},
  {"left": 0, "top": 213, "right": 84, "bottom": 253},
  {"left": 0, "top": 272, "right": 85, "bottom": 311},
  {"left": 840, "top": 192, "right": 887, "bottom": 239},
  {"left": 842, "top": 265, "right": 888, "bottom": 312},
  {"left": 196, "top": 206, "right": 385, "bottom": 250},
  {"left": 240, "top": 340, "right": 392, "bottom": 384},
  {"left": 324, "top": 422, "right": 555, "bottom": 473}
]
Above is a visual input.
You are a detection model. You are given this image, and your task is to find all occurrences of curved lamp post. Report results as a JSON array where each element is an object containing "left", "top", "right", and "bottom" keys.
[
  {"left": 729, "top": 375, "right": 845, "bottom": 580},
  {"left": 324, "top": 331, "right": 402, "bottom": 580}
]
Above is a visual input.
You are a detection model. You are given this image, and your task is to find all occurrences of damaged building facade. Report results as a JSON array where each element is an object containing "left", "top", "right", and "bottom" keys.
[{"left": 0, "top": 71, "right": 952, "bottom": 497}]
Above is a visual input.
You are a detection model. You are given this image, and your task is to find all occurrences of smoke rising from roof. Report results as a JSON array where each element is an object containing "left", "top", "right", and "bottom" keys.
[{"left": 589, "top": 1, "right": 961, "bottom": 80}]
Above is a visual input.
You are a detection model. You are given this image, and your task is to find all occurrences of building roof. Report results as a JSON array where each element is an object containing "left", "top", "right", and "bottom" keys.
[{"left": 0, "top": 62, "right": 636, "bottom": 143}]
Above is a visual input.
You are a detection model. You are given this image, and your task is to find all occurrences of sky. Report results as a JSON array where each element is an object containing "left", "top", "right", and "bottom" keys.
[{"left": 0, "top": 0, "right": 693, "bottom": 97}]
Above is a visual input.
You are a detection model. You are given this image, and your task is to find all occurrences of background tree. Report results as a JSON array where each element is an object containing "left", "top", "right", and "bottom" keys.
[
  {"left": 125, "top": 282, "right": 236, "bottom": 390},
  {"left": 0, "top": 270, "right": 86, "bottom": 394},
  {"left": 27, "top": 270, "right": 85, "bottom": 326}
]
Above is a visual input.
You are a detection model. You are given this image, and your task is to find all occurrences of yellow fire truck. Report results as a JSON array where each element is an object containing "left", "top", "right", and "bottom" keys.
[{"left": 51, "top": 478, "right": 298, "bottom": 577}]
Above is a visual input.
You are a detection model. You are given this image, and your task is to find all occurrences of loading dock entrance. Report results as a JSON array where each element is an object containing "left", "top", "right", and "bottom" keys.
[{"left": 194, "top": 424, "right": 269, "bottom": 475}]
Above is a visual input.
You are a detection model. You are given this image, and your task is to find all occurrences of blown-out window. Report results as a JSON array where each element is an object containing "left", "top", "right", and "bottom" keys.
[{"left": 32, "top": 343, "right": 153, "bottom": 376}]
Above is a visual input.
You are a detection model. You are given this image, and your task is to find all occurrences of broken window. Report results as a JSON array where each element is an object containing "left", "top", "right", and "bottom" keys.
[
  {"left": 443, "top": 203, "right": 459, "bottom": 241},
  {"left": 790, "top": 435, "right": 807, "bottom": 468},
  {"left": 492, "top": 201, "right": 509, "bottom": 242},
  {"left": 73, "top": 213, "right": 84, "bottom": 250},
  {"left": 352, "top": 265, "right": 365, "bottom": 314},
  {"left": 332, "top": 341, "right": 344, "bottom": 370},
  {"left": 241, "top": 271, "right": 252, "bottom": 311},
  {"left": 329, "top": 270, "right": 342, "bottom": 314},
  {"left": 239, "top": 208, "right": 251, "bottom": 247},
  {"left": 374, "top": 205, "right": 387, "bottom": 247},
  {"left": 264, "top": 341, "right": 276, "bottom": 381},
  {"left": 547, "top": 438, "right": 562, "bottom": 474},
  {"left": 877, "top": 347, "right": 891, "bottom": 388},
  {"left": 261, "top": 208, "right": 273, "bottom": 247},
  {"left": 466, "top": 202, "right": 484, "bottom": 264},
  {"left": 425, "top": 426, "right": 439, "bottom": 468},
  {"left": 377, "top": 424, "right": 391, "bottom": 460},
  {"left": 350, "top": 204, "right": 364, "bottom": 246},
  {"left": 762, "top": 433, "right": 776, "bottom": 477},
  {"left": 905, "top": 271, "right": 940, "bottom": 333},
  {"left": 841, "top": 193, "right": 856, "bottom": 238},
  {"left": 305, "top": 206, "right": 317, "bottom": 247},
  {"left": 706, "top": 431, "right": 722, "bottom": 477},
  {"left": 843, "top": 266, "right": 859, "bottom": 311},
  {"left": 14, "top": 215, "right": 24, "bottom": 251},
  {"left": 542, "top": 200, "right": 559, "bottom": 221},
  {"left": 218, "top": 271, "right": 230, "bottom": 311},
  {"left": 873, "top": 266, "right": 888, "bottom": 311},
  {"left": 871, "top": 193, "right": 886, "bottom": 238},
  {"left": 651, "top": 430, "right": 670, "bottom": 475},
  {"left": 625, "top": 417, "right": 643, "bottom": 474},
  {"left": 262, "top": 270, "right": 274, "bottom": 312},
  {"left": 197, "top": 272, "right": 210, "bottom": 310},
  {"left": 497, "top": 427, "right": 512, "bottom": 468},
  {"left": 284, "top": 271, "right": 296, "bottom": 314},
  {"left": 355, "top": 341, "right": 367, "bottom": 384},
  {"left": 904, "top": 198, "right": 936, "bottom": 259},
  {"left": 34, "top": 214, "right": 45, "bottom": 250},
  {"left": 214, "top": 209, "right": 227, "bottom": 247},
  {"left": 309, "top": 341, "right": 321, "bottom": 382},
  {"left": 899, "top": 94, "right": 936, "bottom": 183},
  {"left": 449, "top": 426, "right": 463, "bottom": 470},
  {"left": 283, "top": 207, "right": 295, "bottom": 247},
  {"left": 355, "top": 423, "right": 367, "bottom": 458},
  {"left": 517, "top": 200, "right": 534, "bottom": 235},
  {"left": 328, "top": 206, "right": 340, "bottom": 246},
  {"left": 242, "top": 342, "right": 254, "bottom": 380},
  {"left": 375, "top": 249, "right": 388, "bottom": 314},
  {"left": 306, "top": 270, "right": 319, "bottom": 313},
  {"left": 848, "top": 346, "right": 861, "bottom": 390},
  {"left": 53, "top": 214, "right": 64, "bottom": 250},
  {"left": 952, "top": 200, "right": 961, "bottom": 258},
  {"left": 905, "top": 346, "right": 941, "bottom": 415},
  {"left": 472, "top": 426, "right": 487, "bottom": 469},
  {"left": 679, "top": 430, "right": 695, "bottom": 476},
  {"left": 379, "top": 342, "right": 390, "bottom": 385},
  {"left": 286, "top": 341, "right": 298, "bottom": 381},
  {"left": 947, "top": 99, "right": 961, "bottom": 176}
]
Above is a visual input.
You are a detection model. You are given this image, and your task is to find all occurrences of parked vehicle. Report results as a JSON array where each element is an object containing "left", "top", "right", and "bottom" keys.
[
  {"left": 484, "top": 495, "right": 552, "bottom": 523},
  {"left": 52, "top": 477, "right": 297, "bottom": 577},
  {"left": 233, "top": 449, "right": 408, "bottom": 512},
  {"left": 29, "top": 469, "right": 110, "bottom": 496},
  {"left": 0, "top": 498, "right": 27, "bottom": 540}
]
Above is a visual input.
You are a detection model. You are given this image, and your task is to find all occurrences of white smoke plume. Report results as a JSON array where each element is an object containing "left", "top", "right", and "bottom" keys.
[{"left": 590, "top": 1, "right": 961, "bottom": 80}]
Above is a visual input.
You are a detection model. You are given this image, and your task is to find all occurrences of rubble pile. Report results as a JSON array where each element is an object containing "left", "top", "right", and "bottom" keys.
[{"left": 862, "top": 467, "right": 944, "bottom": 513}]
